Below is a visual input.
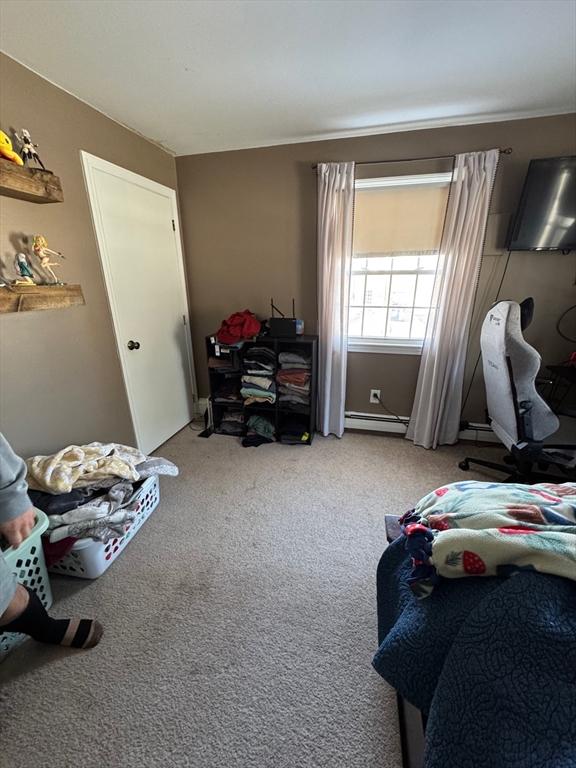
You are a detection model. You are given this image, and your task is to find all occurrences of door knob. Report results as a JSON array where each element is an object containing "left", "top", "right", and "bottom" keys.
[{"left": 127, "top": 340, "right": 141, "bottom": 350}]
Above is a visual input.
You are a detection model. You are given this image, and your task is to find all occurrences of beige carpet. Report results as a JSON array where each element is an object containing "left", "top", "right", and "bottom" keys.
[{"left": 0, "top": 429, "right": 502, "bottom": 768}]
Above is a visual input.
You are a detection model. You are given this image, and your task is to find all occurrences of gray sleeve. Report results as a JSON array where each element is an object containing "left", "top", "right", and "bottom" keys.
[{"left": 0, "top": 433, "right": 32, "bottom": 523}]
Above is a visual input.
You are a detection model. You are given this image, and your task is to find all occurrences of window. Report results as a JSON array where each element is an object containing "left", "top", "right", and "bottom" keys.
[{"left": 349, "top": 173, "right": 451, "bottom": 354}]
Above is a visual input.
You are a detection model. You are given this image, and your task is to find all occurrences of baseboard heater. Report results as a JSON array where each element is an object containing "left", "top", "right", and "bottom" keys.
[
  {"left": 345, "top": 412, "right": 410, "bottom": 434},
  {"left": 345, "top": 411, "right": 496, "bottom": 442}
]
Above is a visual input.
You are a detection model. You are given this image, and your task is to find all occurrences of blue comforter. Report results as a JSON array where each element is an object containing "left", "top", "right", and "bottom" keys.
[{"left": 373, "top": 538, "right": 576, "bottom": 768}]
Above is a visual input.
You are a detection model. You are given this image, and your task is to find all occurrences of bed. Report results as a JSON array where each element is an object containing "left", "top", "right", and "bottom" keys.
[{"left": 373, "top": 512, "right": 576, "bottom": 768}]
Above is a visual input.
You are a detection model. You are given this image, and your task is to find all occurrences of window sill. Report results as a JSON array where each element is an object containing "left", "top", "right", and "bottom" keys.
[{"left": 347, "top": 339, "right": 423, "bottom": 355}]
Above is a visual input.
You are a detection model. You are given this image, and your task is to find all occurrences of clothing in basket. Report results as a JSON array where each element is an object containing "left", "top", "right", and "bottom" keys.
[
  {"left": 24, "top": 444, "right": 178, "bottom": 574},
  {"left": 48, "top": 476, "right": 161, "bottom": 579},
  {"left": 26, "top": 442, "right": 178, "bottom": 495},
  {"left": 44, "top": 481, "right": 138, "bottom": 542}
]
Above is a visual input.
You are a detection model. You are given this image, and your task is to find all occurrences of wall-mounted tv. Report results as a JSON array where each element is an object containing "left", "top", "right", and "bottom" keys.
[{"left": 507, "top": 156, "right": 576, "bottom": 252}]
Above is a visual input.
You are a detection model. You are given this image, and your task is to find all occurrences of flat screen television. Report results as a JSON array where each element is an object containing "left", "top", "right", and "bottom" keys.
[{"left": 507, "top": 156, "right": 576, "bottom": 251}]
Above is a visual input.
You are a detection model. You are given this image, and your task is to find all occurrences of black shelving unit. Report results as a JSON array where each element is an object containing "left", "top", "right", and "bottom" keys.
[{"left": 206, "top": 334, "right": 318, "bottom": 445}]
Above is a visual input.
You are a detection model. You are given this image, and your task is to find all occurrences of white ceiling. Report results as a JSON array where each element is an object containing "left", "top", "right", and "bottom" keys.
[{"left": 1, "top": 0, "right": 575, "bottom": 156}]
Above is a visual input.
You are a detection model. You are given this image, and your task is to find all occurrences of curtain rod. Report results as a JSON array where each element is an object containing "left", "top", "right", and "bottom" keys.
[{"left": 311, "top": 147, "right": 512, "bottom": 170}]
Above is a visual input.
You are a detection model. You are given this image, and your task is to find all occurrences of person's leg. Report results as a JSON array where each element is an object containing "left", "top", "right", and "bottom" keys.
[{"left": 0, "top": 556, "right": 103, "bottom": 650}]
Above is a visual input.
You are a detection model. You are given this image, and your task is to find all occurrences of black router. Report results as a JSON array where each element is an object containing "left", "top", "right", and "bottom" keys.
[{"left": 268, "top": 298, "right": 299, "bottom": 338}]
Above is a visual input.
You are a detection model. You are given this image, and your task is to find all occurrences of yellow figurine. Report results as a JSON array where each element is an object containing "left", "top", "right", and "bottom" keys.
[
  {"left": 0, "top": 130, "right": 24, "bottom": 165},
  {"left": 33, "top": 235, "right": 64, "bottom": 285}
]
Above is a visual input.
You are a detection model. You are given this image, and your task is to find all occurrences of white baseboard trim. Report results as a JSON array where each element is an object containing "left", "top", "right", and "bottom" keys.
[{"left": 344, "top": 411, "right": 497, "bottom": 443}]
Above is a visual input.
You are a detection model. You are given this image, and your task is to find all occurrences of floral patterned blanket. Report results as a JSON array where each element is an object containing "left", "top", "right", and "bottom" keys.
[{"left": 401, "top": 481, "right": 576, "bottom": 598}]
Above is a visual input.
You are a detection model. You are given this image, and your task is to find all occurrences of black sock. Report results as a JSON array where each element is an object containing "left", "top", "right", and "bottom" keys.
[{"left": 2, "top": 587, "right": 103, "bottom": 649}]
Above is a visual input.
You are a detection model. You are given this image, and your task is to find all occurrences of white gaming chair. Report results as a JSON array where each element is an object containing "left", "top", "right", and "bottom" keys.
[{"left": 460, "top": 299, "right": 575, "bottom": 482}]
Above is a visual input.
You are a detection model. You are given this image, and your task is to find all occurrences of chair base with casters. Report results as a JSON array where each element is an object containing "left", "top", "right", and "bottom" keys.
[{"left": 459, "top": 447, "right": 576, "bottom": 483}]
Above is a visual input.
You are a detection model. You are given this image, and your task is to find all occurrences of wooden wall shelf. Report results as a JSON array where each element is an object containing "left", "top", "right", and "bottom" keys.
[
  {"left": 0, "top": 158, "right": 64, "bottom": 204},
  {"left": 0, "top": 284, "right": 85, "bottom": 314}
]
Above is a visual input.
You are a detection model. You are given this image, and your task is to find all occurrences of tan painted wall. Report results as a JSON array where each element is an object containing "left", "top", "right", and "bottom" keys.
[
  {"left": 0, "top": 54, "right": 178, "bottom": 456},
  {"left": 177, "top": 114, "right": 576, "bottom": 420}
]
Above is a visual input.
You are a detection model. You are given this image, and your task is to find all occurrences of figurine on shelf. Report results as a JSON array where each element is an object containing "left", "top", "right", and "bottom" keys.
[
  {"left": 13, "top": 252, "right": 36, "bottom": 285},
  {"left": 0, "top": 130, "right": 24, "bottom": 165},
  {"left": 33, "top": 235, "right": 64, "bottom": 284},
  {"left": 15, "top": 129, "right": 46, "bottom": 170}
]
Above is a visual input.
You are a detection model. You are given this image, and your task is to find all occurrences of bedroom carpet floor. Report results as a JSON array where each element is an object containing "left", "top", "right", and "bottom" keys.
[{"left": 0, "top": 429, "right": 503, "bottom": 768}]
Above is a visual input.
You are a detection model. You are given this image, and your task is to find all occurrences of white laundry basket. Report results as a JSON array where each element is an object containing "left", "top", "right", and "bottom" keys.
[
  {"left": 0, "top": 509, "right": 53, "bottom": 660},
  {"left": 48, "top": 475, "right": 160, "bottom": 579}
]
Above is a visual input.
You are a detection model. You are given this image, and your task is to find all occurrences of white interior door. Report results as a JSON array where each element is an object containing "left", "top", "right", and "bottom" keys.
[{"left": 81, "top": 152, "right": 195, "bottom": 453}]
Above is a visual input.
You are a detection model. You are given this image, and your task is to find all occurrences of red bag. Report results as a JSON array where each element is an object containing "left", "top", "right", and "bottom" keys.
[{"left": 216, "top": 310, "right": 261, "bottom": 344}]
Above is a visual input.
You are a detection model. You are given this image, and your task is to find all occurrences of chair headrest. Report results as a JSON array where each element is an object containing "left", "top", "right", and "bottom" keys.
[{"left": 519, "top": 297, "right": 534, "bottom": 331}]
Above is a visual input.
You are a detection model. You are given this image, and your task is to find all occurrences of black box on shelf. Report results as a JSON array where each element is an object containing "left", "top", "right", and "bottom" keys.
[{"left": 268, "top": 317, "right": 297, "bottom": 338}]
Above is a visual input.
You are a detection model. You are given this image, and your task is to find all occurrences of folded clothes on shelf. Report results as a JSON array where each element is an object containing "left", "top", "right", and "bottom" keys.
[
  {"left": 242, "top": 375, "right": 274, "bottom": 390},
  {"left": 242, "top": 393, "right": 276, "bottom": 406},
  {"left": 242, "top": 414, "right": 275, "bottom": 448},
  {"left": 218, "top": 411, "right": 245, "bottom": 436},
  {"left": 244, "top": 398, "right": 273, "bottom": 407},
  {"left": 241, "top": 381, "right": 276, "bottom": 404},
  {"left": 277, "top": 355, "right": 311, "bottom": 406},
  {"left": 279, "top": 382, "right": 310, "bottom": 396},
  {"left": 243, "top": 346, "right": 277, "bottom": 375},
  {"left": 278, "top": 352, "right": 311, "bottom": 370},
  {"left": 276, "top": 369, "right": 310, "bottom": 387}
]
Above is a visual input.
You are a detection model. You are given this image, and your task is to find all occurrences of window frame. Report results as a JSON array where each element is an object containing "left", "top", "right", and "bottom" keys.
[{"left": 348, "top": 172, "right": 450, "bottom": 354}]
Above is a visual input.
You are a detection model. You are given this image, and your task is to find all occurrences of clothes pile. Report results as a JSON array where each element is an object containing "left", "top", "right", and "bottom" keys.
[
  {"left": 216, "top": 310, "right": 261, "bottom": 345},
  {"left": 241, "top": 347, "right": 277, "bottom": 406},
  {"left": 25, "top": 442, "right": 178, "bottom": 565},
  {"left": 279, "top": 415, "right": 310, "bottom": 445},
  {"left": 217, "top": 411, "right": 245, "bottom": 436},
  {"left": 242, "top": 415, "right": 275, "bottom": 448},
  {"left": 276, "top": 352, "right": 311, "bottom": 410}
]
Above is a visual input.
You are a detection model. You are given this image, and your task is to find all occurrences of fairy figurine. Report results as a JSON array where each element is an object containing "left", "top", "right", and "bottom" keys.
[
  {"left": 15, "top": 129, "right": 46, "bottom": 170},
  {"left": 33, "top": 235, "right": 64, "bottom": 284}
]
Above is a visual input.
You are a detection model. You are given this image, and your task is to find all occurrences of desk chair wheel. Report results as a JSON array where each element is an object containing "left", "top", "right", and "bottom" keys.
[{"left": 459, "top": 460, "right": 470, "bottom": 471}]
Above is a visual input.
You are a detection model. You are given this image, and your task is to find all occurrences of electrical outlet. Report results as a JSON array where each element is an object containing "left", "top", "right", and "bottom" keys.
[{"left": 369, "top": 389, "right": 381, "bottom": 404}]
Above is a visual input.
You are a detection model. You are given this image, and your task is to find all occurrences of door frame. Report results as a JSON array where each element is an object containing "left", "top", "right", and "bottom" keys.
[{"left": 80, "top": 150, "right": 197, "bottom": 450}]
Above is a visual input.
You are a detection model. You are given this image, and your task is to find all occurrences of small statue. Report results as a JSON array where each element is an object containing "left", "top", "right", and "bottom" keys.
[
  {"left": 14, "top": 252, "right": 35, "bottom": 285},
  {"left": 15, "top": 129, "right": 45, "bottom": 170},
  {"left": 0, "top": 130, "right": 24, "bottom": 165},
  {"left": 33, "top": 235, "right": 64, "bottom": 284}
]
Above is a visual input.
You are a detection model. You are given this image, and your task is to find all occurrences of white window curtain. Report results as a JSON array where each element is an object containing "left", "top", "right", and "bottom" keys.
[
  {"left": 406, "top": 149, "right": 500, "bottom": 449},
  {"left": 317, "top": 162, "right": 355, "bottom": 437}
]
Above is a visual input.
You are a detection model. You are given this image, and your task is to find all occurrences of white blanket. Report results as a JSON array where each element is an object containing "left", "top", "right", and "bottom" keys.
[{"left": 26, "top": 442, "right": 148, "bottom": 494}]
